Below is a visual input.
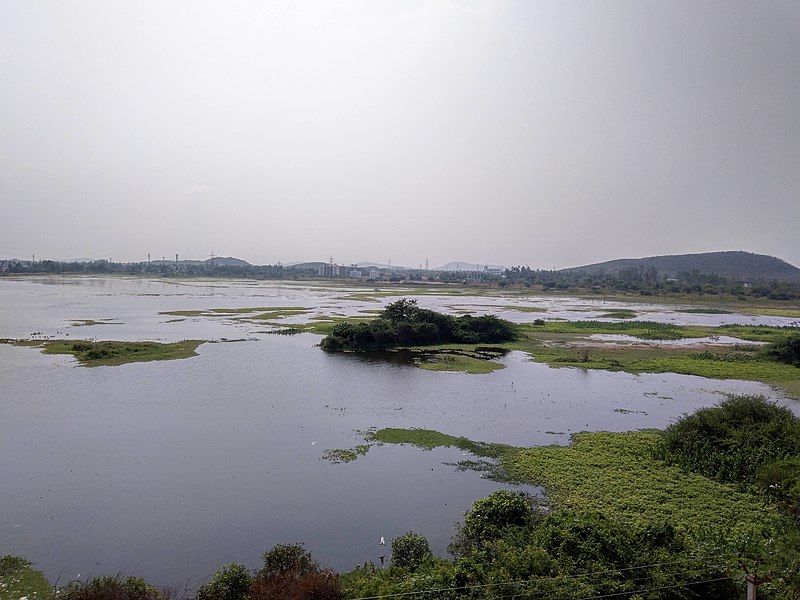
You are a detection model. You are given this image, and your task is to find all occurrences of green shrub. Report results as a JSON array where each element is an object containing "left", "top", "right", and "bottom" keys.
[
  {"left": 320, "top": 299, "right": 516, "bottom": 352},
  {"left": 391, "top": 532, "right": 432, "bottom": 571},
  {"left": 758, "top": 456, "right": 800, "bottom": 518},
  {"left": 660, "top": 395, "right": 800, "bottom": 484},
  {"left": 63, "top": 576, "right": 163, "bottom": 600},
  {"left": 196, "top": 563, "right": 252, "bottom": 600},
  {"left": 761, "top": 334, "right": 800, "bottom": 367},
  {"left": 450, "top": 490, "right": 533, "bottom": 555},
  {"left": 259, "top": 544, "right": 318, "bottom": 579}
]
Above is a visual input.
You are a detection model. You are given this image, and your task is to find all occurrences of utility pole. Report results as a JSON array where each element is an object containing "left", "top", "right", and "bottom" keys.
[
  {"left": 742, "top": 559, "right": 771, "bottom": 600},
  {"left": 175, "top": 253, "right": 179, "bottom": 264}
]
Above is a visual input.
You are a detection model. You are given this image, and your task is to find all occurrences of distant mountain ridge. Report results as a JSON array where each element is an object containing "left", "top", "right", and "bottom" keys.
[{"left": 564, "top": 251, "right": 800, "bottom": 282}]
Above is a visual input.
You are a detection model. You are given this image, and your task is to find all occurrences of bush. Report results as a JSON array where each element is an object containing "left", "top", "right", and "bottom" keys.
[
  {"left": 450, "top": 490, "right": 532, "bottom": 555},
  {"left": 63, "top": 576, "right": 163, "bottom": 600},
  {"left": 660, "top": 395, "right": 800, "bottom": 484},
  {"left": 758, "top": 456, "right": 800, "bottom": 518},
  {"left": 196, "top": 563, "right": 252, "bottom": 600},
  {"left": 249, "top": 570, "right": 342, "bottom": 600},
  {"left": 391, "top": 532, "right": 432, "bottom": 571},
  {"left": 253, "top": 544, "right": 342, "bottom": 600},
  {"left": 761, "top": 334, "right": 800, "bottom": 367},
  {"left": 321, "top": 299, "right": 517, "bottom": 352},
  {"left": 259, "top": 544, "right": 318, "bottom": 579}
]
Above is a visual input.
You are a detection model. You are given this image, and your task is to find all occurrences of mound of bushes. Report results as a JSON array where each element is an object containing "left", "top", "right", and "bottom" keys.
[
  {"left": 660, "top": 395, "right": 800, "bottom": 484},
  {"left": 320, "top": 299, "right": 517, "bottom": 351},
  {"left": 761, "top": 334, "right": 800, "bottom": 367}
]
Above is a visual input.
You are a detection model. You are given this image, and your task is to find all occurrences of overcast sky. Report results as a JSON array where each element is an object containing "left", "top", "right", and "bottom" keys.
[{"left": 1, "top": 1, "right": 798, "bottom": 268}]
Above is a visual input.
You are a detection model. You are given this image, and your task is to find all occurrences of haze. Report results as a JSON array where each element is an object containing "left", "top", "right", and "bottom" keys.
[{"left": 1, "top": 0, "right": 799, "bottom": 268}]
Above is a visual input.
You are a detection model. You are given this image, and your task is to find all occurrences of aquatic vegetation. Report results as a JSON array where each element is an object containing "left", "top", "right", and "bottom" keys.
[
  {"left": 598, "top": 309, "right": 637, "bottom": 319},
  {"left": 70, "top": 318, "right": 124, "bottom": 326},
  {"left": 321, "top": 445, "right": 371, "bottom": 464},
  {"left": 415, "top": 352, "right": 505, "bottom": 374},
  {"left": 0, "top": 556, "right": 50, "bottom": 600},
  {"left": 0, "top": 339, "right": 204, "bottom": 366}
]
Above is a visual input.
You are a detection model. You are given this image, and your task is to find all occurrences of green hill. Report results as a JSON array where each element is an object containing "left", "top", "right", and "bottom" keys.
[{"left": 565, "top": 251, "right": 800, "bottom": 282}]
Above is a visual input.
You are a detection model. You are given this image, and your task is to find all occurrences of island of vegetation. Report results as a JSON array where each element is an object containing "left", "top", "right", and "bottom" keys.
[
  {"left": 5, "top": 396, "right": 799, "bottom": 599},
  {"left": 0, "top": 339, "right": 204, "bottom": 367},
  {"left": 314, "top": 300, "right": 800, "bottom": 392}
]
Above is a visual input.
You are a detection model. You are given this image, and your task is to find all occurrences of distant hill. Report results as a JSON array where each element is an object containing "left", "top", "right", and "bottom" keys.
[
  {"left": 436, "top": 261, "right": 507, "bottom": 272},
  {"left": 564, "top": 251, "right": 800, "bottom": 282},
  {"left": 205, "top": 256, "right": 251, "bottom": 267}
]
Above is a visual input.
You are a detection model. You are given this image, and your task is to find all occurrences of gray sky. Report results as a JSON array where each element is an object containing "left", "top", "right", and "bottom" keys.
[{"left": 2, "top": 0, "right": 799, "bottom": 268}]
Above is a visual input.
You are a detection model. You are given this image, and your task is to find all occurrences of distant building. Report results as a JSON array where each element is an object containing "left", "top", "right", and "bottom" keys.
[
  {"left": 483, "top": 266, "right": 504, "bottom": 276},
  {"left": 368, "top": 268, "right": 380, "bottom": 279},
  {"left": 349, "top": 269, "right": 362, "bottom": 278}
]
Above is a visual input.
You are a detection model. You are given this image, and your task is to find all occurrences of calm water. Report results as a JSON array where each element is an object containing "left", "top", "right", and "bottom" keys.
[{"left": 1, "top": 276, "right": 796, "bottom": 587}]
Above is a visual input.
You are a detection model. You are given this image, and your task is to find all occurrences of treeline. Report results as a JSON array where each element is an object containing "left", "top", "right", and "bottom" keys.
[
  {"left": 503, "top": 265, "right": 800, "bottom": 299},
  {"left": 1, "top": 260, "right": 313, "bottom": 279},
  {"left": 320, "top": 299, "right": 517, "bottom": 351}
]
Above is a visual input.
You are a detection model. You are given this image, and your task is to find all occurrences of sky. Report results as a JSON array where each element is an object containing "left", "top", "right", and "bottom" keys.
[{"left": 1, "top": 0, "right": 799, "bottom": 269}]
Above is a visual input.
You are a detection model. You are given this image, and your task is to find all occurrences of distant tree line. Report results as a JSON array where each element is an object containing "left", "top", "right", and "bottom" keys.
[{"left": 503, "top": 266, "right": 800, "bottom": 300}]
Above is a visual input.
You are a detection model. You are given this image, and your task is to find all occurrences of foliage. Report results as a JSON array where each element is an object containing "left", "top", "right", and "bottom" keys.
[
  {"left": 761, "top": 334, "right": 800, "bottom": 367},
  {"left": 390, "top": 532, "right": 432, "bottom": 571},
  {"left": 249, "top": 571, "right": 342, "bottom": 600},
  {"left": 22, "top": 339, "right": 204, "bottom": 366},
  {"left": 659, "top": 395, "right": 800, "bottom": 484},
  {"left": 0, "top": 556, "right": 51, "bottom": 600},
  {"left": 63, "top": 576, "right": 164, "bottom": 600},
  {"left": 196, "top": 563, "right": 252, "bottom": 600},
  {"left": 259, "top": 544, "right": 318, "bottom": 580},
  {"left": 449, "top": 491, "right": 533, "bottom": 555},
  {"left": 758, "top": 457, "right": 800, "bottom": 518},
  {"left": 254, "top": 544, "right": 342, "bottom": 600},
  {"left": 320, "top": 299, "right": 516, "bottom": 351}
]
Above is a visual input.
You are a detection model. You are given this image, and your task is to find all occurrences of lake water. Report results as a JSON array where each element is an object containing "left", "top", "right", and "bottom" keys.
[{"left": 1, "top": 276, "right": 796, "bottom": 588}]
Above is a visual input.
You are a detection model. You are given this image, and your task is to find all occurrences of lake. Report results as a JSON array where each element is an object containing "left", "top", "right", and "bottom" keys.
[{"left": 0, "top": 276, "right": 795, "bottom": 588}]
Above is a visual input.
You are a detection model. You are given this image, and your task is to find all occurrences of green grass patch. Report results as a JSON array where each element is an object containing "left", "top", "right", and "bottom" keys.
[
  {"left": 507, "top": 431, "right": 784, "bottom": 546},
  {"left": 415, "top": 353, "right": 504, "bottom": 374},
  {"left": 321, "top": 445, "right": 371, "bottom": 464},
  {"left": 1, "top": 339, "right": 204, "bottom": 366},
  {"left": 160, "top": 306, "right": 310, "bottom": 318},
  {"left": 598, "top": 309, "right": 637, "bottom": 319},
  {"left": 70, "top": 318, "right": 123, "bottom": 326},
  {"left": 677, "top": 307, "right": 733, "bottom": 314},
  {"left": 0, "top": 556, "right": 51, "bottom": 600}
]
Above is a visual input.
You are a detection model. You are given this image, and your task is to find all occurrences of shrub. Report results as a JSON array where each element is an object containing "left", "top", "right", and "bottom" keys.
[
  {"left": 450, "top": 490, "right": 532, "bottom": 555},
  {"left": 321, "top": 299, "right": 517, "bottom": 352},
  {"left": 761, "top": 334, "right": 800, "bottom": 367},
  {"left": 660, "top": 395, "right": 800, "bottom": 484},
  {"left": 391, "top": 532, "right": 432, "bottom": 571},
  {"left": 249, "top": 570, "right": 342, "bottom": 600},
  {"left": 196, "top": 563, "right": 252, "bottom": 600},
  {"left": 63, "top": 576, "right": 163, "bottom": 600},
  {"left": 259, "top": 543, "right": 318, "bottom": 580},
  {"left": 758, "top": 456, "right": 800, "bottom": 518}
]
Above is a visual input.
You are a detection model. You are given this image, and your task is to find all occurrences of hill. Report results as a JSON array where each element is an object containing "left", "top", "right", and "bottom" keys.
[
  {"left": 565, "top": 251, "right": 800, "bottom": 282},
  {"left": 205, "top": 256, "right": 251, "bottom": 267}
]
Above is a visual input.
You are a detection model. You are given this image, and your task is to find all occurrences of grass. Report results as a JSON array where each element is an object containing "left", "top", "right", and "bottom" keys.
[
  {"left": 366, "top": 427, "right": 785, "bottom": 551},
  {"left": 159, "top": 306, "right": 310, "bottom": 318},
  {"left": 509, "top": 332, "right": 800, "bottom": 397},
  {"left": 598, "top": 309, "right": 637, "bottom": 319},
  {"left": 415, "top": 352, "right": 505, "bottom": 374},
  {"left": 70, "top": 318, "right": 123, "bottom": 326},
  {"left": 321, "top": 445, "right": 372, "bottom": 464},
  {"left": 506, "top": 431, "right": 783, "bottom": 546},
  {"left": 1, "top": 339, "right": 204, "bottom": 366},
  {"left": 0, "top": 556, "right": 51, "bottom": 600}
]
